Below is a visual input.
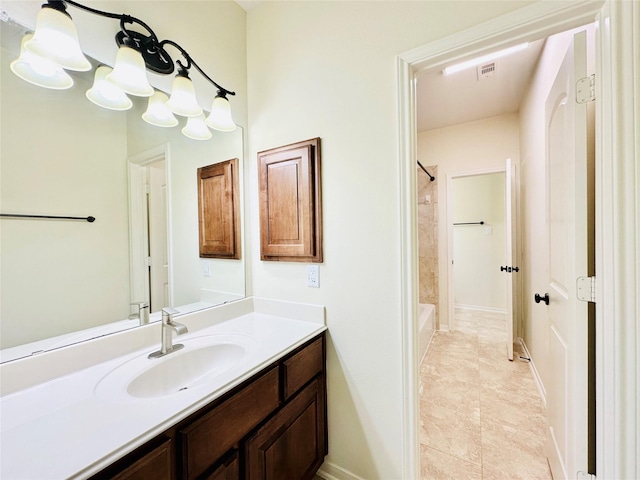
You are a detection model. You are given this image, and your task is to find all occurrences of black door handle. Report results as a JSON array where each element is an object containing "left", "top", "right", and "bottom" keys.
[
  {"left": 513, "top": 266, "right": 519, "bottom": 272},
  {"left": 534, "top": 293, "right": 550, "bottom": 305},
  {"left": 500, "top": 266, "right": 508, "bottom": 272}
]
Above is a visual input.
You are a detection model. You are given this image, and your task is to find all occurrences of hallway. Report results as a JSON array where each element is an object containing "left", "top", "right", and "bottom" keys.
[{"left": 419, "top": 307, "right": 551, "bottom": 479}]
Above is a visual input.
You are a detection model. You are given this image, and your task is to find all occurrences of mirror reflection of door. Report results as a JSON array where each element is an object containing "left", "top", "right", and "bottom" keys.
[{"left": 147, "top": 161, "right": 169, "bottom": 312}]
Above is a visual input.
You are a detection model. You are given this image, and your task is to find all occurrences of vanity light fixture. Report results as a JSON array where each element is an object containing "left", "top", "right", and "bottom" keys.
[
  {"left": 12, "top": 0, "right": 236, "bottom": 139},
  {"left": 10, "top": 34, "right": 74, "bottom": 90},
  {"left": 142, "top": 91, "right": 179, "bottom": 127},
  {"left": 182, "top": 114, "right": 212, "bottom": 141},
  {"left": 166, "top": 66, "right": 203, "bottom": 117},
  {"left": 442, "top": 42, "right": 529, "bottom": 76},
  {"left": 206, "top": 92, "right": 236, "bottom": 132},
  {"left": 86, "top": 65, "right": 133, "bottom": 111}
]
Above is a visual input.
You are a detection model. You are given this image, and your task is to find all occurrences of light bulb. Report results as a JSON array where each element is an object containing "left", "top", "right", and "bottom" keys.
[
  {"left": 86, "top": 65, "right": 132, "bottom": 111},
  {"left": 182, "top": 114, "right": 212, "bottom": 140},
  {"left": 107, "top": 44, "right": 154, "bottom": 97},
  {"left": 10, "top": 34, "right": 73, "bottom": 89},
  {"left": 167, "top": 74, "right": 203, "bottom": 117},
  {"left": 142, "top": 91, "right": 179, "bottom": 127},
  {"left": 24, "top": 5, "right": 91, "bottom": 72},
  {"left": 206, "top": 94, "right": 236, "bottom": 132}
]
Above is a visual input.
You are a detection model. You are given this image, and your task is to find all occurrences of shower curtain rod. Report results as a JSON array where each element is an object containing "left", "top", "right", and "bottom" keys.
[{"left": 417, "top": 160, "right": 435, "bottom": 181}]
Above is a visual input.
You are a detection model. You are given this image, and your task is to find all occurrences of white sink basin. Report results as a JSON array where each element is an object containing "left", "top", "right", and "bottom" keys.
[{"left": 95, "top": 334, "right": 257, "bottom": 400}]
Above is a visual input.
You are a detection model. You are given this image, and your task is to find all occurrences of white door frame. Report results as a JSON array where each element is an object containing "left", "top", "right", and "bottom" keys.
[
  {"left": 397, "top": 1, "right": 639, "bottom": 479},
  {"left": 446, "top": 167, "right": 506, "bottom": 333},
  {"left": 127, "top": 143, "right": 171, "bottom": 309}
]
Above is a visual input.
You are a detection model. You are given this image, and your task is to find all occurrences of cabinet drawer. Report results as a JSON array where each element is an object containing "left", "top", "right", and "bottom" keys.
[
  {"left": 180, "top": 367, "right": 280, "bottom": 480},
  {"left": 283, "top": 336, "right": 324, "bottom": 400},
  {"left": 103, "top": 438, "right": 172, "bottom": 480}
]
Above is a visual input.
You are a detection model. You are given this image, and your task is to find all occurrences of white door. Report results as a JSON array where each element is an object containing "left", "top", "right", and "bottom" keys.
[
  {"left": 504, "top": 158, "right": 517, "bottom": 361},
  {"left": 148, "top": 161, "right": 169, "bottom": 312},
  {"left": 544, "top": 30, "right": 590, "bottom": 480}
]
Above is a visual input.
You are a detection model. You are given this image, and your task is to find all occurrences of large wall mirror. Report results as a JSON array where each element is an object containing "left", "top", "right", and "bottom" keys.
[{"left": 0, "top": 17, "right": 245, "bottom": 363}]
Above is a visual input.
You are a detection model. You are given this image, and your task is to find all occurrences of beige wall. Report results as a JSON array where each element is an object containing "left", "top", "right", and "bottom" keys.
[
  {"left": 246, "top": 2, "right": 531, "bottom": 478},
  {"left": 418, "top": 113, "right": 520, "bottom": 329}
]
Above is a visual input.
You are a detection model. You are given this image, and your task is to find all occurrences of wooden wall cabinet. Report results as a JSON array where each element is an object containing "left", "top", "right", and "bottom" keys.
[
  {"left": 258, "top": 138, "right": 322, "bottom": 262},
  {"left": 90, "top": 333, "right": 327, "bottom": 480},
  {"left": 198, "top": 159, "right": 241, "bottom": 259}
]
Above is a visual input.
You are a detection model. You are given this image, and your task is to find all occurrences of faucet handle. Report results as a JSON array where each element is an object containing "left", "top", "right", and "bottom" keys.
[{"left": 162, "top": 307, "right": 180, "bottom": 316}]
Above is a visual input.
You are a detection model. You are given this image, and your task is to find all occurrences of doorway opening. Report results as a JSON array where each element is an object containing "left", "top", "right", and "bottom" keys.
[{"left": 397, "top": 3, "right": 607, "bottom": 479}]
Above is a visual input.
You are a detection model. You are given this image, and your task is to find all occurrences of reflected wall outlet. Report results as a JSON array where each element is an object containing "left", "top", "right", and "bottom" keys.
[{"left": 307, "top": 265, "right": 319, "bottom": 288}]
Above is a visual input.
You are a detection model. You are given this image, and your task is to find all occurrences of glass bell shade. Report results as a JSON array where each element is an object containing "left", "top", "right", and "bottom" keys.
[
  {"left": 182, "top": 114, "right": 212, "bottom": 140},
  {"left": 10, "top": 34, "right": 73, "bottom": 90},
  {"left": 86, "top": 65, "right": 132, "bottom": 111},
  {"left": 106, "top": 45, "right": 154, "bottom": 97},
  {"left": 142, "top": 91, "right": 178, "bottom": 127},
  {"left": 24, "top": 5, "right": 91, "bottom": 72},
  {"left": 166, "top": 74, "right": 203, "bottom": 117},
  {"left": 205, "top": 94, "right": 236, "bottom": 132}
]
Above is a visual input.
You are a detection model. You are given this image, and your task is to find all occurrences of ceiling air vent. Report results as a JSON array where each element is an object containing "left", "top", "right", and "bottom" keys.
[{"left": 477, "top": 62, "right": 496, "bottom": 80}]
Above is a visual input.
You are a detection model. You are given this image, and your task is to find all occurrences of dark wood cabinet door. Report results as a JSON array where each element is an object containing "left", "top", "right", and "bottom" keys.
[
  {"left": 198, "top": 158, "right": 240, "bottom": 259},
  {"left": 258, "top": 138, "right": 322, "bottom": 262},
  {"left": 245, "top": 377, "right": 326, "bottom": 480}
]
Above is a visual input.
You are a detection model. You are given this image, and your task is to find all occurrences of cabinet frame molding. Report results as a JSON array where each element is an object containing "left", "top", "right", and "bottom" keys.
[{"left": 258, "top": 138, "right": 323, "bottom": 263}]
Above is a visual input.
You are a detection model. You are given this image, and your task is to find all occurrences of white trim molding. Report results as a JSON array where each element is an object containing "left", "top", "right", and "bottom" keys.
[
  {"left": 595, "top": 1, "right": 640, "bottom": 478},
  {"left": 317, "top": 461, "right": 367, "bottom": 480}
]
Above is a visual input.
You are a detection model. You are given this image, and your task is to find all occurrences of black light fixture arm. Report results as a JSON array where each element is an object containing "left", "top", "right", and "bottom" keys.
[
  {"left": 160, "top": 39, "right": 235, "bottom": 97},
  {"left": 53, "top": 0, "right": 234, "bottom": 95}
]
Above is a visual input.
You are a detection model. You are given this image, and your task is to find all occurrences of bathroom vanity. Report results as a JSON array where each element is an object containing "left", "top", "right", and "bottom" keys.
[
  {"left": 0, "top": 298, "right": 327, "bottom": 480},
  {"left": 91, "top": 334, "right": 326, "bottom": 480}
]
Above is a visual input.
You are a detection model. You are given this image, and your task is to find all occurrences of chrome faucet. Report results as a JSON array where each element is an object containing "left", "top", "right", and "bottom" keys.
[
  {"left": 129, "top": 302, "right": 150, "bottom": 326},
  {"left": 148, "top": 307, "right": 188, "bottom": 358}
]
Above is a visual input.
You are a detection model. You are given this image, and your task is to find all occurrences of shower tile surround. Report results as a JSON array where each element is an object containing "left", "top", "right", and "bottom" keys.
[
  {"left": 418, "top": 165, "right": 439, "bottom": 319},
  {"left": 420, "top": 307, "right": 551, "bottom": 479}
]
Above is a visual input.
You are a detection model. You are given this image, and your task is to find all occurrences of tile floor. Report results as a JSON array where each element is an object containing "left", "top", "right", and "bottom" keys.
[{"left": 419, "top": 307, "right": 552, "bottom": 479}]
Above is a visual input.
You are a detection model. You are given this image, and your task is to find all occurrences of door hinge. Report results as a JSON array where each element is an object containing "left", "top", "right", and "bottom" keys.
[
  {"left": 577, "top": 276, "right": 596, "bottom": 302},
  {"left": 576, "top": 74, "right": 595, "bottom": 103},
  {"left": 577, "top": 471, "right": 596, "bottom": 480}
]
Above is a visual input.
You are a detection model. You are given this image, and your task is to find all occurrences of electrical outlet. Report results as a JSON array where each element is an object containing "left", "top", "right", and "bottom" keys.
[{"left": 307, "top": 265, "right": 319, "bottom": 288}]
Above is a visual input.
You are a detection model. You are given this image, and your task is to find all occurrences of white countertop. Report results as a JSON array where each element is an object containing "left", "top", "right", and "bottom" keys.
[{"left": 0, "top": 303, "right": 326, "bottom": 480}]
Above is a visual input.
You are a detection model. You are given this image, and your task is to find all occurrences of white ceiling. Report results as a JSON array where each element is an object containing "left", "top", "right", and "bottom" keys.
[{"left": 416, "top": 39, "right": 545, "bottom": 132}]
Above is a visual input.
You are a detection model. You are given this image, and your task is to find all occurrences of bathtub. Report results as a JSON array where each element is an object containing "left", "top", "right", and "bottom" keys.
[{"left": 418, "top": 303, "right": 435, "bottom": 365}]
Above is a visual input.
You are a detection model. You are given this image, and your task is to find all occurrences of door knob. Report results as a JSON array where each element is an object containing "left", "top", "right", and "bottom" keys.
[
  {"left": 500, "top": 266, "right": 508, "bottom": 272},
  {"left": 534, "top": 293, "right": 550, "bottom": 305}
]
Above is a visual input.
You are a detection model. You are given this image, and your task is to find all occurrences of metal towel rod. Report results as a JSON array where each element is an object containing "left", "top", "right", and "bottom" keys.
[
  {"left": 453, "top": 221, "right": 484, "bottom": 226},
  {"left": 0, "top": 213, "right": 96, "bottom": 222},
  {"left": 417, "top": 160, "right": 435, "bottom": 181}
]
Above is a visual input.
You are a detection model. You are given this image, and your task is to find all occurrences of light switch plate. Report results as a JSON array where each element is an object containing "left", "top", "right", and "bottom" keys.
[{"left": 307, "top": 265, "right": 319, "bottom": 287}]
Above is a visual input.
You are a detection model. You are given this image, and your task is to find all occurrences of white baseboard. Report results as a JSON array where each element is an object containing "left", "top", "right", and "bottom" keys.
[
  {"left": 317, "top": 461, "right": 366, "bottom": 480},
  {"left": 454, "top": 304, "right": 507, "bottom": 314},
  {"left": 518, "top": 337, "right": 546, "bottom": 407}
]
